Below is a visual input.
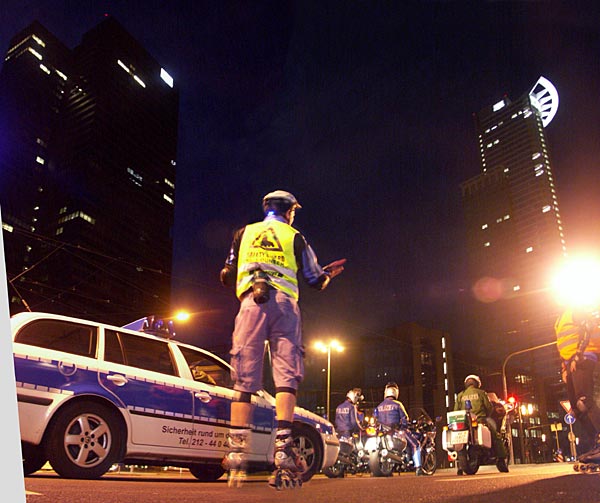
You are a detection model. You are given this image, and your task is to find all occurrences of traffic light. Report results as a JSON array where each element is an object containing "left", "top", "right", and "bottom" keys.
[{"left": 507, "top": 396, "right": 517, "bottom": 405}]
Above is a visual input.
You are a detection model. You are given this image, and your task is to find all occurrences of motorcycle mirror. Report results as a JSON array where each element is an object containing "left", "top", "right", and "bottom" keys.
[{"left": 465, "top": 399, "right": 472, "bottom": 410}]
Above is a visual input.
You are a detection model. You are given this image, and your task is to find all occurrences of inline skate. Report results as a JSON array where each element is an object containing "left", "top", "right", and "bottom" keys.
[{"left": 268, "top": 429, "right": 306, "bottom": 490}]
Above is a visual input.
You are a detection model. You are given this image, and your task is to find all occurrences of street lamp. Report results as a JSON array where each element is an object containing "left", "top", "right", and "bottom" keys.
[{"left": 314, "top": 339, "right": 344, "bottom": 421}]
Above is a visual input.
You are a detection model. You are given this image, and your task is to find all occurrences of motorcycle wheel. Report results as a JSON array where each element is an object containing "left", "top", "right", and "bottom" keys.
[
  {"left": 421, "top": 448, "right": 437, "bottom": 475},
  {"left": 457, "top": 447, "right": 479, "bottom": 475},
  {"left": 368, "top": 451, "right": 394, "bottom": 477},
  {"left": 323, "top": 461, "right": 345, "bottom": 478}
]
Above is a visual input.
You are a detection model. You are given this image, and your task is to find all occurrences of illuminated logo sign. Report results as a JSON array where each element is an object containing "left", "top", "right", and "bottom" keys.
[{"left": 529, "top": 76, "right": 559, "bottom": 127}]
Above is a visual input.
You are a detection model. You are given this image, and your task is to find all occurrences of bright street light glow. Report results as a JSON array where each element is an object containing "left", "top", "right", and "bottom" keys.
[
  {"left": 551, "top": 255, "right": 600, "bottom": 308},
  {"left": 314, "top": 339, "right": 344, "bottom": 353},
  {"left": 174, "top": 310, "right": 190, "bottom": 321}
]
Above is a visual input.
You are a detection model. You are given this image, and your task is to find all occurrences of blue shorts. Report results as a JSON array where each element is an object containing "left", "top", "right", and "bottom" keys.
[{"left": 230, "top": 289, "right": 304, "bottom": 393}]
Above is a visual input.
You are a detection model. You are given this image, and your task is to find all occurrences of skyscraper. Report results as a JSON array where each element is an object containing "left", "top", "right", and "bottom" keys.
[
  {"left": 0, "top": 17, "right": 179, "bottom": 325},
  {"left": 460, "top": 76, "right": 564, "bottom": 410}
]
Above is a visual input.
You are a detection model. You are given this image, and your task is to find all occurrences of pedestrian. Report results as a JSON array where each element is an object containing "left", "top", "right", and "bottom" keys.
[
  {"left": 555, "top": 307, "right": 600, "bottom": 465},
  {"left": 220, "top": 189, "right": 346, "bottom": 488}
]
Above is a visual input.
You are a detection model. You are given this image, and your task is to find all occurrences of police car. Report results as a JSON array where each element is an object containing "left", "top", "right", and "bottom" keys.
[{"left": 13, "top": 312, "right": 339, "bottom": 480}]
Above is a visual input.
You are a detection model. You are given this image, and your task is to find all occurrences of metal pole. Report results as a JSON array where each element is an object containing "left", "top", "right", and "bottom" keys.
[
  {"left": 326, "top": 348, "right": 331, "bottom": 421},
  {"left": 568, "top": 423, "right": 577, "bottom": 459},
  {"left": 502, "top": 341, "right": 556, "bottom": 400},
  {"left": 501, "top": 341, "right": 557, "bottom": 464},
  {"left": 518, "top": 407, "right": 526, "bottom": 464}
]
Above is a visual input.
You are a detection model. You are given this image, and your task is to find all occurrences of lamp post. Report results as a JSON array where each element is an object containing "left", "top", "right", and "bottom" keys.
[
  {"left": 314, "top": 339, "right": 344, "bottom": 421},
  {"left": 501, "top": 341, "right": 555, "bottom": 464},
  {"left": 501, "top": 341, "right": 556, "bottom": 401}
]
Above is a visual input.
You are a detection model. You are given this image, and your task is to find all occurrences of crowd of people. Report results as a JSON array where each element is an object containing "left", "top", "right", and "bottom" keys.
[{"left": 216, "top": 188, "right": 600, "bottom": 488}]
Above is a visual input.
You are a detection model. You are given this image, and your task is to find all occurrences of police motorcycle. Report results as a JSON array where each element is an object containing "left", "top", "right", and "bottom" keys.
[
  {"left": 323, "top": 390, "right": 375, "bottom": 478},
  {"left": 368, "top": 408, "right": 438, "bottom": 477},
  {"left": 322, "top": 422, "right": 376, "bottom": 478},
  {"left": 442, "top": 393, "right": 512, "bottom": 475}
]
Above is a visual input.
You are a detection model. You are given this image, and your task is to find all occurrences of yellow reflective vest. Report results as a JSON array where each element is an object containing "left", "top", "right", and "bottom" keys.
[
  {"left": 236, "top": 219, "right": 300, "bottom": 300},
  {"left": 555, "top": 309, "right": 600, "bottom": 360}
]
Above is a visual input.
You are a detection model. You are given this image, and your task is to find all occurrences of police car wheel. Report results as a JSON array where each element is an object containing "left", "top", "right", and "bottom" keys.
[
  {"left": 292, "top": 424, "right": 323, "bottom": 483},
  {"left": 189, "top": 464, "right": 225, "bottom": 481},
  {"left": 22, "top": 442, "right": 47, "bottom": 476},
  {"left": 45, "top": 401, "right": 124, "bottom": 479}
]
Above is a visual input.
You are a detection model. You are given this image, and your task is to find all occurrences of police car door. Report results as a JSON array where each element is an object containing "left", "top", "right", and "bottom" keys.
[
  {"left": 178, "top": 347, "right": 274, "bottom": 463},
  {"left": 99, "top": 329, "right": 195, "bottom": 451}
]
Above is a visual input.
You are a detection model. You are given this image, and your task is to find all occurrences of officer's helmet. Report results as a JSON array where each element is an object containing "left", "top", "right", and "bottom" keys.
[
  {"left": 464, "top": 374, "right": 482, "bottom": 388},
  {"left": 346, "top": 388, "right": 363, "bottom": 405},
  {"left": 262, "top": 190, "right": 302, "bottom": 216},
  {"left": 384, "top": 381, "right": 399, "bottom": 399}
]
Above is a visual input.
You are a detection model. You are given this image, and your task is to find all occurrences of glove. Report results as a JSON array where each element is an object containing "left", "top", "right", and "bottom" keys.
[
  {"left": 569, "top": 352, "right": 584, "bottom": 373},
  {"left": 323, "top": 258, "right": 347, "bottom": 279}
]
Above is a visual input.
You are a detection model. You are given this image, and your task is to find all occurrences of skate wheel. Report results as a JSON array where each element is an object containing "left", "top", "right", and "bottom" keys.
[
  {"left": 573, "top": 463, "right": 580, "bottom": 472},
  {"left": 227, "top": 469, "right": 245, "bottom": 488},
  {"left": 274, "top": 471, "right": 284, "bottom": 491}
]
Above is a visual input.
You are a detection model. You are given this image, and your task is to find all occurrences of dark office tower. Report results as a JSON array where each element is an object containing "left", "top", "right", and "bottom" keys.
[
  {"left": 0, "top": 17, "right": 179, "bottom": 325},
  {"left": 0, "top": 21, "right": 73, "bottom": 311},
  {"left": 460, "top": 77, "right": 564, "bottom": 384}
]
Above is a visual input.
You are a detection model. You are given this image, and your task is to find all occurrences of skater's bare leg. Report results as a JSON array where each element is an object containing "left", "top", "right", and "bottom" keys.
[
  {"left": 268, "top": 391, "right": 307, "bottom": 490},
  {"left": 224, "top": 396, "right": 253, "bottom": 488}
]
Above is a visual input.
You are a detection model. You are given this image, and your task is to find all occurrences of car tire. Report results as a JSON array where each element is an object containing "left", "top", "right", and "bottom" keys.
[
  {"left": 22, "top": 442, "right": 47, "bottom": 476},
  {"left": 189, "top": 463, "right": 225, "bottom": 481},
  {"left": 45, "top": 401, "right": 124, "bottom": 479},
  {"left": 293, "top": 423, "right": 323, "bottom": 483}
]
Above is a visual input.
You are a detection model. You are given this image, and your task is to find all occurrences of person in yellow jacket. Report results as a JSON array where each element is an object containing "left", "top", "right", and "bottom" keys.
[
  {"left": 220, "top": 190, "right": 345, "bottom": 487},
  {"left": 555, "top": 308, "right": 600, "bottom": 462}
]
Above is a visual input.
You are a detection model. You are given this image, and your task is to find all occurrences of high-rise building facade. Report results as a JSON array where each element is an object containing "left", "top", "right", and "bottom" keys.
[
  {"left": 460, "top": 77, "right": 565, "bottom": 445},
  {"left": 359, "top": 322, "right": 452, "bottom": 423},
  {"left": 0, "top": 17, "right": 179, "bottom": 326}
]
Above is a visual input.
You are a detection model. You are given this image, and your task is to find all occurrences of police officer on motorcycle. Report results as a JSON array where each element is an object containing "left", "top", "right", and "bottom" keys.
[
  {"left": 335, "top": 388, "right": 364, "bottom": 440},
  {"left": 454, "top": 375, "right": 509, "bottom": 473},
  {"left": 374, "top": 382, "right": 424, "bottom": 476}
]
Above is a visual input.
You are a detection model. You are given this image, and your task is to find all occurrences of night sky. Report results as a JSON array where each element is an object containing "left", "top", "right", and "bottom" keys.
[{"left": 3, "top": 1, "right": 600, "bottom": 355}]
